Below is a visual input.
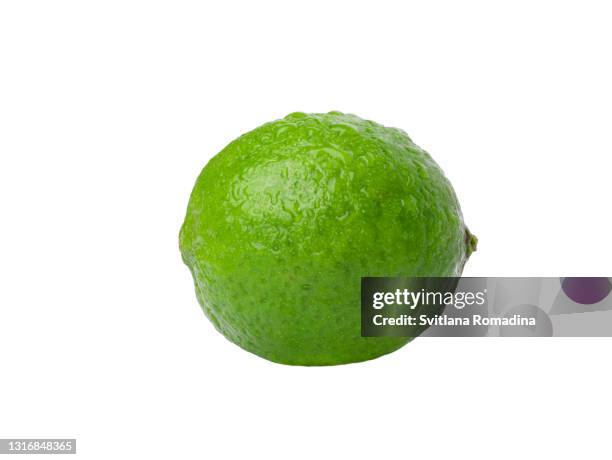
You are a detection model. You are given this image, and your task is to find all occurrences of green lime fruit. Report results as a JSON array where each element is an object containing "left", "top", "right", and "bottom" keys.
[{"left": 180, "top": 112, "right": 477, "bottom": 365}]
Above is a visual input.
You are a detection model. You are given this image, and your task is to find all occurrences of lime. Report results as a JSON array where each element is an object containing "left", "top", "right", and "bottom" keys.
[{"left": 180, "top": 112, "right": 476, "bottom": 365}]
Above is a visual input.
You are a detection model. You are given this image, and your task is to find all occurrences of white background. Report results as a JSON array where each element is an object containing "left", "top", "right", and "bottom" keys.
[{"left": 1, "top": 1, "right": 611, "bottom": 459}]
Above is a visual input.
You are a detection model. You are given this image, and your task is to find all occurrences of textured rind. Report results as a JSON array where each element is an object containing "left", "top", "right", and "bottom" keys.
[{"left": 180, "top": 112, "right": 474, "bottom": 365}]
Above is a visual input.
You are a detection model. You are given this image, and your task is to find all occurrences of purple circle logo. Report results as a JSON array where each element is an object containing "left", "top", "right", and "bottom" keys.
[{"left": 561, "top": 277, "right": 612, "bottom": 305}]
